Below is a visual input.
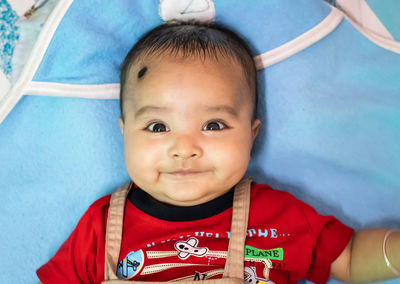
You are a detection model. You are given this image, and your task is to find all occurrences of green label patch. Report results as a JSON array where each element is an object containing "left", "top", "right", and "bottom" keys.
[{"left": 244, "top": 246, "right": 283, "bottom": 260}]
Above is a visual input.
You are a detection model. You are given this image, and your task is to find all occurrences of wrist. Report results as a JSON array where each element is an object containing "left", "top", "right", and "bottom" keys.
[{"left": 384, "top": 230, "right": 400, "bottom": 277}]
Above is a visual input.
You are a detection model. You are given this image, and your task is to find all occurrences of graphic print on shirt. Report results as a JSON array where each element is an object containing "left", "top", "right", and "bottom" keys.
[
  {"left": 116, "top": 249, "right": 144, "bottom": 279},
  {"left": 244, "top": 266, "right": 275, "bottom": 284},
  {"left": 117, "top": 232, "right": 287, "bottom": 281},
  {"left": 245, "top": 246, "right": 283, "bottom": 261},
  {"left": 175, "top": 237, "right": 208, "bottom": 259}
]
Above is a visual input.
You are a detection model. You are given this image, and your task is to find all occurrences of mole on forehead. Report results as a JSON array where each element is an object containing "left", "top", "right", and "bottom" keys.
[{"left": 137, "top": 66, "right": 148, "bottom": 79}]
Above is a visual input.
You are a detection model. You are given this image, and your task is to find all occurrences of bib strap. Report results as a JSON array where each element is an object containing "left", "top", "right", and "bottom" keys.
[
  {"left": 222, "top": 178, "right": 252, "bottom": 279},
  {"left": 104, "top": 183, "right": 132, "bottom": 281}
]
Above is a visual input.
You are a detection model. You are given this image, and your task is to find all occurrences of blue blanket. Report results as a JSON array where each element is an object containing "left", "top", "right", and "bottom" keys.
[{"left": 0, "top": 0, "right": 399, "bottom": 283}]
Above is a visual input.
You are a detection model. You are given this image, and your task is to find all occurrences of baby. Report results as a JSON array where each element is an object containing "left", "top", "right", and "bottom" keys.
[{"left": 37, "top": 22, "right": 399, "bottom": 283}]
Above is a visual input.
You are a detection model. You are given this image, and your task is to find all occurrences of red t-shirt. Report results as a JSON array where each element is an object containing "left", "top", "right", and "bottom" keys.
[{"left": 37, "top": 183, "right": 353, "bottom": 284}]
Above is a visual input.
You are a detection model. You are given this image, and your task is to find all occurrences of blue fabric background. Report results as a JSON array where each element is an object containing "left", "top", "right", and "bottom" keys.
[{"left": 0, "top": 0, "right": 399, "bottom": 283}]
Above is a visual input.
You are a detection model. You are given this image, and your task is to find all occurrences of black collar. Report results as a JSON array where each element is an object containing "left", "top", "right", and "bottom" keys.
[{"left": 128, "top": 186, "right": 234, "bottom": 221}]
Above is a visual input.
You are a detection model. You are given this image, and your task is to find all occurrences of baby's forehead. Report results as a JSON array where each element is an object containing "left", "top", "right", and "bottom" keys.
[
  {"left": 125, "top": 55, "right": 248, "bottom": 100},
  {"left": 125, "top": 53, "right": 251, "bottom": 96},
  {"left": 122, "top": 52, "right": 256, "bottom": 119},
  {"left": 129, "top": 52, "right": 238, "bottom": 77}
]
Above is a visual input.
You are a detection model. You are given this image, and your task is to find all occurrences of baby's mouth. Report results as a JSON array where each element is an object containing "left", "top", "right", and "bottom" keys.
[{"left": 166, "top": 170, "right": 205, "bottom": 176}]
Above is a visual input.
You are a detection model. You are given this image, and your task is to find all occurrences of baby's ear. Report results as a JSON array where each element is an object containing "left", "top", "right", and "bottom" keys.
[
  {"left": 252, "top": 119, "right": 261, "bottom": 141},
  {"left": 118, "top": 117, "right": 124, "bottom": 134}
]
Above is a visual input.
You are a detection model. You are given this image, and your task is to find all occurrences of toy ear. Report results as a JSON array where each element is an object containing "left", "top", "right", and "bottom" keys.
[{"left": 159, "top": 0, "right": 215, "bottom": 23}]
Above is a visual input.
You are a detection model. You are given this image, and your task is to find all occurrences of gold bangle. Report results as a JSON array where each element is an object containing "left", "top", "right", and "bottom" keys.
[{"left": 383, "top": 230, "right": 400, "bottom": 276}]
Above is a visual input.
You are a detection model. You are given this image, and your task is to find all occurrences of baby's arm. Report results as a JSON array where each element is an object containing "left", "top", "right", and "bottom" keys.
[{"left": 330, "top": 229, "right": 400, "bottom": 283}]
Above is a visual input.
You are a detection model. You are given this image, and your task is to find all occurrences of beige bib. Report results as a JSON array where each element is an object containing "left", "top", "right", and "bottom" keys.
[{"left": 102, "top": 178, "right": 252, "bottom": 283}]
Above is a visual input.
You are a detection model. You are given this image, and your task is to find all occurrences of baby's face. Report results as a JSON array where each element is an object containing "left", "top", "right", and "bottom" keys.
[{"left": 119, "top": 55, "right": 260, "bottom": 206}]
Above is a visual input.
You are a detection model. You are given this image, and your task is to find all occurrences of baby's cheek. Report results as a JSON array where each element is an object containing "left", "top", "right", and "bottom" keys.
[
  {"left": 215, "top": 144, "right": 249, "bottom": 174},
  {"left": 130, "top": 145, "right": 162, "bottom": 177},
  {"left": 123, "top": 141, "right": 144, "bottom": 174},
  {"left": 233, "top": 146, "right": 252, "bottom": 172}
]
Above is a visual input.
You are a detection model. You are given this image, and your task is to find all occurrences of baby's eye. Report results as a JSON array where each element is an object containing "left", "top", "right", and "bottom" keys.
[
  {"left": 146, "top": 122, "right": 169, "bottom": 132},
  {"left": 203, "top": 121, "right": 227, "bottom": 131}
]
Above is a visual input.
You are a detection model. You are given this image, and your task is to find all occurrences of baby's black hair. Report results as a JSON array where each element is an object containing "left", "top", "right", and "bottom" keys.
[{"left": 120, "top": 21, "right": 257, "bottom": 121}]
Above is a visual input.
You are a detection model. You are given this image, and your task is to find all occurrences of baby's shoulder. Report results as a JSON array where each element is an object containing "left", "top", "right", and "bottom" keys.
[
  {"left": 250, "top": 182, "right": 312, "bottom": 214},
  {"left": 251, "top": 183, "right": 298, "bottom": 202},
  {"left": 91, "top": 194, "right": 112, "bottom": 206},
  {"left": 84, "top": 194, "right": 112, "bottom": 221}
]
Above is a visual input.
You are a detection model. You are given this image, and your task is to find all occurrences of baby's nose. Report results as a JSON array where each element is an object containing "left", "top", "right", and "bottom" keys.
[{"left": 167, "top": 135, "right": 203, "bottom": 159}]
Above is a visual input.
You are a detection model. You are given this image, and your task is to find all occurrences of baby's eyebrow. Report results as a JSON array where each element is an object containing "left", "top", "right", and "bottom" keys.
[
  {"left": 134, "top": 105, "right": 239, "bottom": 119},
  {"left": 203, "top": 105, "right": 239, "bottom": 118},
  {"left": 134, "top": 106, "right": 171, "bottom": 119}
]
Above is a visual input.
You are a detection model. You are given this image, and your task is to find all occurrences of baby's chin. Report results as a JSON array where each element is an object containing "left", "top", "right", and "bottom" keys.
[{"left": 141, "top": 183, "right": 230, "bottom": 207}]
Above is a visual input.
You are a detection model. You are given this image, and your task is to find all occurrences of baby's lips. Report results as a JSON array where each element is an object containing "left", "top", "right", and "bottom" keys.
[{"left": 168, "top": 170, "right": 203, "bottom": 175}]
